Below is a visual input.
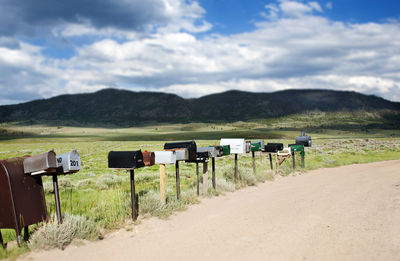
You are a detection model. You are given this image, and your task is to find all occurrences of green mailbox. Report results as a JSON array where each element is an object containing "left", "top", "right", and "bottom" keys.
[
  {"left": 289, "top": 144, "right": 305, "bottom": 168},
  {"left": 250, "top": 142, "right": 262, "bottom": 152},
  {"left": 221, "top": 145, "right": 230, "bottom": 156},
  {"left": 289, "top": 144, "right": 305, "bottom": 156}
]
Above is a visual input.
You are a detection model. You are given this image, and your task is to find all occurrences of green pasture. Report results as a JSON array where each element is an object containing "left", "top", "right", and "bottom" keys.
[{"left": 0, "top": 120, "right": 400, "bottom": 259}]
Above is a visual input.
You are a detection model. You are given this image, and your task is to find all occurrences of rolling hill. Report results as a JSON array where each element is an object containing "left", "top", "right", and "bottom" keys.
[{"left": 0, "top": 88, "right": 399, "bottom": 126}]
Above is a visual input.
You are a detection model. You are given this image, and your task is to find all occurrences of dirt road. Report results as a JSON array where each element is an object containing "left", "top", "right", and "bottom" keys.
[{"left": 21, "top": 160, "right": 400, "bottom": 261}]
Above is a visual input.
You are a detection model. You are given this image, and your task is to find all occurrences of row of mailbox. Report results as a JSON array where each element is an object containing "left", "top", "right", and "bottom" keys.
[
  {"left": 1, "top": 132, "right": 311, "bottom": 247},
  {"left": 108, "top": 133, "right": 312, "bottom": 169}
]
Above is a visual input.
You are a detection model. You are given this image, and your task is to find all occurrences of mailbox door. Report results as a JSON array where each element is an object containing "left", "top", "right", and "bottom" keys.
[
  {"left": 246, "top": 141, "right": 251, "bottom": 153},
  {"left": 142, "top": 152, "right": 155, "bottom": 166},
  {"left": 222, "top": 145, "right": 231, "bottom": 156},
  {"left": 1, "top": 158, "right": 47, "bottom": 230},
  {"left": 0, "top": 162, "right": 16, "bottom": 229},
  {"left": 154, "top": 151, "right": 176, "bottom": 164},
  {"left": 214, "top": 146, "right": 224, "bottom": 157},
  {"left": 57, "top": 150, "right": 81, "bottom": 173},
  {"left": 174, "top": 149, "right": 189, "bottom": 161}
]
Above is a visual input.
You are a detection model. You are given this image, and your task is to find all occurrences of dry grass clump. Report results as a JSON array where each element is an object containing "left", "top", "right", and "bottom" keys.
[
  {"left": 29, "top": 214, "right": 100, "bottom": 250},
  {"left": 216, "top": 178, "right": 235, "bottom": 192},
  {"left": 139, "top": 189, "right": 199, "bottom": 218}
]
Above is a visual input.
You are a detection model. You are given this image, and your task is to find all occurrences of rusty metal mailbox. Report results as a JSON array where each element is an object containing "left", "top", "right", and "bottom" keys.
[
  {"left": 23, "top": 150, "right": 57, "bottom": 176},
  {"left": 108, "top": 150, "right": 145, "bottom": 221},
  {"left": 164, "top": 141, "right": 197, "bottom": 161},
  {"left": 0, "top": 156, "right": 50, "bottom": 247},
  {"left": 142, "top": 151, "right": 155, "bottom": 167}
]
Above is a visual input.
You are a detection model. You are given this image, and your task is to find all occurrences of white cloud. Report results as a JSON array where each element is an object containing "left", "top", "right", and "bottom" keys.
[{"left": 0, "top": 0, "right": 400, "bottom": 104}]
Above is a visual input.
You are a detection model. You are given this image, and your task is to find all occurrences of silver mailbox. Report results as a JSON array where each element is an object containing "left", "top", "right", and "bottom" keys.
[
  {"left": 23, "top": 150, "right": 58, "bottom": 176},
  {"left": 154, "top": 151, "right": 177, "bottom": 164},
  {"left": 197, "top": 146, "right": 217, "bottom": 158},
  {"left": 246, "top": 141, "right": 251, "bottom": 153},
  {"left": 56, "top": 150, "right": 81, "bottom": 174},
  {"left": 174, "top": 149, "right": 189, "bottom": 161}
]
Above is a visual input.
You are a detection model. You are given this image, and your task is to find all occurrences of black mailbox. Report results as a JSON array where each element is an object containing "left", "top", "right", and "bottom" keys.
[
  {"left": 186, "top": 152, "right": 210, "bottom": 163},
  {"left": 108, "top": 150, "right": 145, "bottom": 169},
  {"left": 264, "top": 143, "right": 284, "bottom": 153},
  {"left": 164, "top": 141, "right": 197, "bottom": 161},
  {"left": 296, "top": 131, "right": 312, "bottom": 147},
  {"left": 107, "top": 150, "right": 145, "bottom": 221},
  {"left": 0, "top": 157, "right": 48, "bottom": 247}
]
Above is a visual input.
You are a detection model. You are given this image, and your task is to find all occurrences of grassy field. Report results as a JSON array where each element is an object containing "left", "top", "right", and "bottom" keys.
[{"left": 1, "top": 118, "right": 400, "bottom": 259}]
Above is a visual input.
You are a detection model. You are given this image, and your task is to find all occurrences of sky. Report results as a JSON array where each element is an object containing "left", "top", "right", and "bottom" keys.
[{"left": 0, "top": 0, "right": 399, "bottom": 105}]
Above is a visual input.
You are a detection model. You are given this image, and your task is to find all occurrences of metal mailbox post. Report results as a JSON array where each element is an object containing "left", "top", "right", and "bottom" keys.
[
  {"left": 108, "top": 150, "right": 145, "bottom": 221},
  {"left": 164, "top": 141, "right": 196, "bottom": 200},
  {"left": 53, "top": 150, "right": 81, "bottom": 224},
  {"left": 154, "top": 151, "right": 177, "bottom": 203},
  {"left": 186, "top": 152, "right": 211, "bottom": 196},
  {"left": 197, "top": 147, "right": 217, "bottom": 190},
  {"left": 294, "top": 131, "right": 312, "bottom": 168},
  {"left": 0, "top": 151, "right": 57, "bottom": 247},
  {"left": 264, "top": 143, "right": 284, "bottom": 170},
  {"left": 220, "top": 139, "right": 246, "bottom": 181},
  {"left": 250, "top": 141, "right": 263, "bottom": 174},
  {"left": 289, "top": 144, "right": 306, "bottom": 168}
]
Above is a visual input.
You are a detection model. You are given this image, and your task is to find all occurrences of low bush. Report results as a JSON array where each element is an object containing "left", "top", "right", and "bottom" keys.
[{"left": 29, "top": 214, "right": 100, "bottom": 250}]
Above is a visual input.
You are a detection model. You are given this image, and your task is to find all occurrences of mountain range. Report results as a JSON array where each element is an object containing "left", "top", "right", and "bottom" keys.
[{"left": 0, "top": 89, "right": 399, "bottom": 126}]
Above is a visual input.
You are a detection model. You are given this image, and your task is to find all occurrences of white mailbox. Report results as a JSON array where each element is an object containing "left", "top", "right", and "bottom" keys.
[
  {"left": 220, "top": 139, "right": 246, "bottom": 154},
  {"left": 277, "top": 147, "right": 292, "bottom": 156},
  {"left": 175, "top": 149, "right": 189, "bottom": 161},
  {"left": 56, "top": 150, "right": 81, "bottom": 173},
  {"left": 197, "top": 146, "right": 217, "bottom": 158},
  {"left": 155, "top": 151, "right": 177, "bottom": 164}
]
